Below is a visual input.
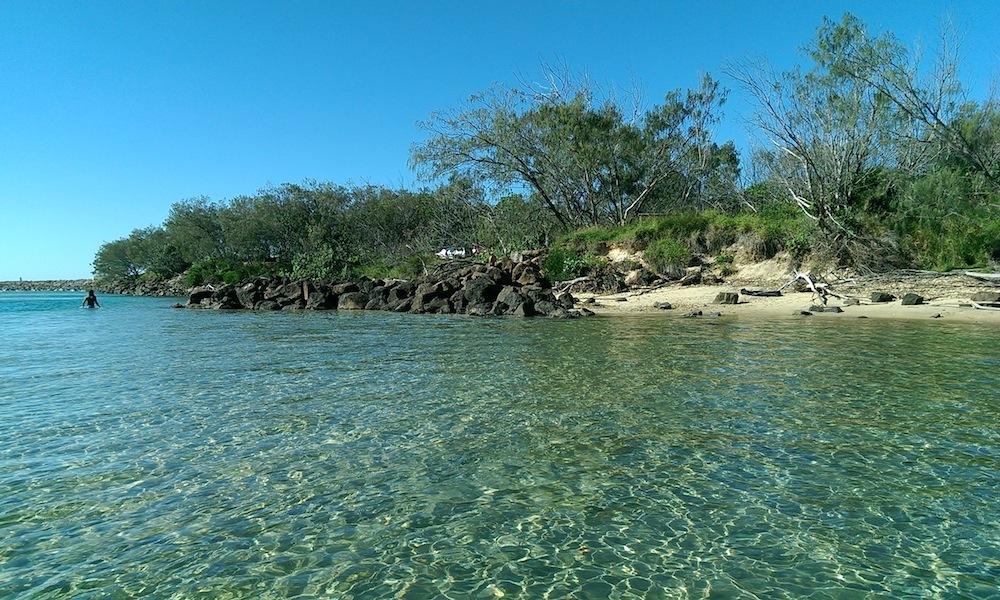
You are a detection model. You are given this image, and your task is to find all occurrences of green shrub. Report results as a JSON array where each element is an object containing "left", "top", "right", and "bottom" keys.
[
  {"left": 644, "top": 238, "right": 691, "bottom": 274},
  {"left": 559, "top": 226, "right": 620, "bottom": 247},
  {"left": 904, "top": 214, "right": 1000, "bottom": 270},
  {"left": 394, "top": 254, "right": 435, "bottom": 279},
  {"left": 628, "top": 212, "right": 712, "bottom": 246},
  {"left": 355, "top": 263, "right": 391, "bottom": 280},
  {"left": 543, "top": 248, "right": 592, "bottom": 281},
  {"left": 185, "top": 259, "right": 275, "bottom": 287},
  {"left": 786, "top": 231, "right": 813, "bottom": 260},
  {"left": 290, "top": 248, "right": 348, "bottom": 282},
  {"left": 353, "top": 254, "right": 438, "bottom": 280},
  {"left": 713, "top": 253, "right": 738, "bottom": 277},
  {"left": 185, "top": 261, "right": 211, "bottom": 287}
]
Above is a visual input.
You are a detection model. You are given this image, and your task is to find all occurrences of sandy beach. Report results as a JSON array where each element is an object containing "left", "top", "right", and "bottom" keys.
[{"left": 576, "top": 270, "right": 1000, "bottom": 323}]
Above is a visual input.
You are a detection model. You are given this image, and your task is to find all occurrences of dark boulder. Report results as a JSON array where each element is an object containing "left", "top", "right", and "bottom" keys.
[
  {"left": 212, "top": 287, "right": 242, "bottom": 310},
  {"left": 423, "top": 296, "right": 453, "bottom": 313},
  {"left": 236, "top": 280, "right": 265, "bottom": 308},
  {"left": 466, "top": 303, "right": 494, "bottom": 317},
  {"left": 411, "top": 281, "right": 454, "bottom": 313},
  {"left": 492, "top": 285, "right": 528, "bottom": 315},
  {"left": 449, "top": 292, "right": 469, "bottom": 314},
  {"left": 364, "top": 296, "right": 388, "bottom": 311},
  {"left": 533, "top": 300, "right": 559, "bottom": 315},
  {"left": 305, "top": 286, "right": 338, "bottom": 310},
  {"left": 462, "top": 276, "right": 501, "bottom": 306},
  {"left": 511, "top": 301, "right": 537, "bottom": 317},
  {"left": 187, "top": 286, "right": 216, "bottom": 306},
  {"left": 679, "top": 269, "right": 702, "bottom": 286},
  {"left": 557, "top": 292, "right": 576, "bottom": 310},
  {"left": 264, "top": 280, "right": 301, "bottom": 302},
  {"left": 391, "top": 298, "right": 414, "bottom": 313},
  {"left": 368, "top": 284, "right": 389, "bottom": 302},
  {"left": 512, "top": 261, "right": 547, "bottom": 287},
  {"left": 809, "top": 305, "right": 844, "bottom": 313},
  {"left": 713, "top": 292, "right": 739, "bottom": 305},
  {"left": 338, "top": 292, "right": 369, "bottom": 310},
  {"left": 901, "top": 293, "right": 924, "bottom": 306},
  {"left": 332, "top": 282, "right": 360, "bottom": 295},
  {"left": 255, "top": 300, "right": 282, "bottom": 311},
  {"left": 387, "top": 281, "right": 415, "bottom": 302},
  {"left": 870, "top": 292, "right": 895, "bottom": 303}
]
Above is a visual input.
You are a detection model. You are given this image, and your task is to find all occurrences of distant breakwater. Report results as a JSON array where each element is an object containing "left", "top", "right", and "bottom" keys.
[
  {"left": 0, "top": 279, "right": 95, "bottom": 292},
  {"left": 0, "top": 278, "right": 190, "bottom": 296}
]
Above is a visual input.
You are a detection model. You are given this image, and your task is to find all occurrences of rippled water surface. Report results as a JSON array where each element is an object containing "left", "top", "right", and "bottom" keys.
[{"left": 1, "top": 292, "right": 998, "bottom": 598}]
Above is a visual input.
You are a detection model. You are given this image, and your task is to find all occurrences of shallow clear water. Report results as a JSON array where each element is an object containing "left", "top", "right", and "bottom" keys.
[{"left": 1, "top": 292, "right": 998, "bottom": 598}]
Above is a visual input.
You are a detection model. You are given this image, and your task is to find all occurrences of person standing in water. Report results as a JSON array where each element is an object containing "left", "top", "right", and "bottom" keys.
[{"left": 82, "top": 290, "right": 100, "bottom": 309}]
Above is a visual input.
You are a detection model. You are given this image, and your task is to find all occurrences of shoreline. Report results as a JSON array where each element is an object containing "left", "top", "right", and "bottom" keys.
[
  {"left": 575, "top": 274, "right": 1000, "bottom": 323},
  {"left": 6, "top": 271, "right": 999, "bottom": 323}
]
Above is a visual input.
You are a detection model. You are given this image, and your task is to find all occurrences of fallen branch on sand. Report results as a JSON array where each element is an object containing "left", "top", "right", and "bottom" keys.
[
  {"left": 965, "top": 272, "right": 1000, "bottom": 282},
  {"left": 972, "top": 301, "right": 1000, "bottom": 311},
  {"left": 776, "top": 271, "right": 846, "bottom": 305},
  {"left": 740, "top": 288, "right": 782, "bottom": 297},
  {"left": 554, "top": 276, "right": 590, "bottom": 293}
]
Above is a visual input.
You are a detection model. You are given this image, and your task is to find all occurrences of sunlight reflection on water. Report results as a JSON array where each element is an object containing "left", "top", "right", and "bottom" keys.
[{"left": 1, "top": 293, "right": 998, "bottom": 597}]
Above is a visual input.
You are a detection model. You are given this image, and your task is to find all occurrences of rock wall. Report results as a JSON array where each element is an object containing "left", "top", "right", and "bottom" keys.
[
  {"left": 100, "top": 277, "right": 190, "bottom": 297},
  {"left": 0, "top": 277, "right": 191, "bottom": 296},
  {"left": 0, "top": 279, "right": 94, "bottom": 292},
  {"left": 181, "top": 256, "right": 593, "bottom": 318}
]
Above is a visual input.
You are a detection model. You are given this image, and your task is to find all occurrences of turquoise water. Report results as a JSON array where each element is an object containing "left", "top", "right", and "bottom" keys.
[{"left": 1, "top": 291, "right": 998, "bottom": 598}]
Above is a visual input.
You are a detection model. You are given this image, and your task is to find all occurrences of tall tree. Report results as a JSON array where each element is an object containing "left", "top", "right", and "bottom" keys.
[
  {"left": 813, "top": 13, "right": 999, "bottom": 190},
  {"left": 410, "top": 69, "right": 731, "bottom": 228},
  {"left": 92, "top": 226, "right": 183, "bottom": 279},
  {"left": 164, "top": 197, "right": 225, "bottom": 264},
  {"left": 726, "top": 14, "right": 903, "bottom": 235}
]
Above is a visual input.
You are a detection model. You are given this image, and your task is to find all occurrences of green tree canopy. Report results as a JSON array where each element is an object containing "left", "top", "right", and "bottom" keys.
[{"left": 410, "top": 69, "right": 735, "bottom": 227}]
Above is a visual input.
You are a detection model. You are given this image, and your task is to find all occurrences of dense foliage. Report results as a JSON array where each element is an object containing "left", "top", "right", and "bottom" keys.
[
  {"left": 94, "top": 179, "right": 561, "bottom": 284},
  {"left": 94, "top": 13, "right": 1000, "bottom": 284},
  {"left": 410, "top": 71, "right": 738, "bottom": 228},
  {"left": 727, "top": 13, "right": 1000, "bottom": 268}
]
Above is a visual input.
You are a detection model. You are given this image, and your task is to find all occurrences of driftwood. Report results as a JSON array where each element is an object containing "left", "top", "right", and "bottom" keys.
[
  {"left": 776, "top": 271, "right": 845, "bottom": 305},
  {"left": 554, "top": 276, "right": 590, "bottom": 293},
  {"left": 966, "top": 272, "right": 1000, "bottom": 282},
  {"left": 740, "top": 288, "right": 782, "bottom": 297},
  {"left": 972, "top": 301, "right": 1000, "bottom": 311}
]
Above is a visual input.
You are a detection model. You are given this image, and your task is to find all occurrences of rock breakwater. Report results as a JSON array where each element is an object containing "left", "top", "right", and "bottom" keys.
[
  {"left": 181, "top": 255, "right": 593, "bottom": 318},
  {"left": 100, "top": 277, "right": 191, "bottom": 297},
  {"left": 0, "top": 279, "right": 95, "bottom": 292}
]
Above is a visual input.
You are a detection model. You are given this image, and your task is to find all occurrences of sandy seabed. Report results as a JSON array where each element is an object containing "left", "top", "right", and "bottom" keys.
[{"left": 578, "top": 271, "right": 1000, "bottom": 323}]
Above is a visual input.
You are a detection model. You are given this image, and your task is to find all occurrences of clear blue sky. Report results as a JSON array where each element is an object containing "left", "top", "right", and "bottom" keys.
[{"left": 2, "top": 0, "right": 998, "bottom": 280}]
